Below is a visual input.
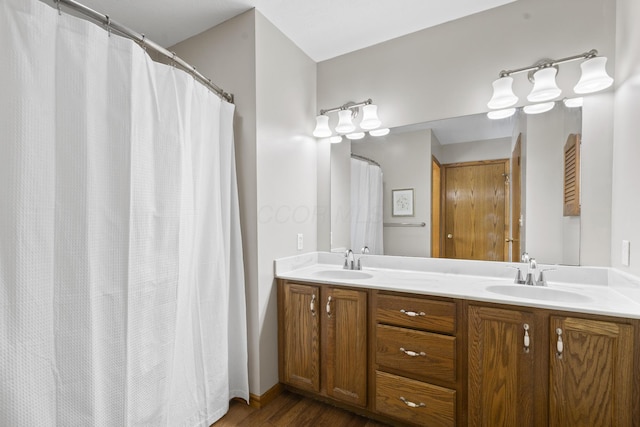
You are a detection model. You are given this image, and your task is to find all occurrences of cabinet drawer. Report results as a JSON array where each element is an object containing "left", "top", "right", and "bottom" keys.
[
  {"left": 376, "top": 293, "right": 456, "bottom": 334},
  {"left": 376, "top": 324, "right": 456, "bottom": 383},
  {"left": 376, "top": 371, "right": 455, "bottom": 427}
]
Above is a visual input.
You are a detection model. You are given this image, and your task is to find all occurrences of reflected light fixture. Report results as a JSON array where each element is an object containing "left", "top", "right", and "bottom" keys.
[
  {"left": 313, "top": 98, "right": 387, "bottom": 141},
  {"left": 563, "top": 97, "right": 583, "bottom": 108},
  {"left": 487, "top": 49, "right": 613, "bottom": 115},
  {"left": 346, "top": 132, "right": 365, "bottom": 140},
  {"left": 523, "top": 102, "right": 555, "bottom": 115},
  {"left": 487, "top": 108, "right": 516, "bottom": 120},
  {"left": 329, "top": 135, "right": 343, "bottom": 143},
  {"left": 369, "top": 128, "right": 390, "bottom": 136}
]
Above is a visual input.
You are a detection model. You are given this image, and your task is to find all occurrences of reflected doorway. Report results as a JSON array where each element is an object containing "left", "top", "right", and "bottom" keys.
[
  {"left": 431, "top": 156, "right": 442, "bottom": 258},
  {"left": 443, "top": 159, "right": 510, "bottom": 261}
]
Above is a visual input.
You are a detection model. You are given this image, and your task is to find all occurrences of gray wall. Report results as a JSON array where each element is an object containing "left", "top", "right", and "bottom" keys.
[
  {"left": 612, "top": 0, "right": 640, "bottom": 275},
  {"left": 317, "top": 0, "right": 616, "bottom": 129},
  {"left": 352, "top": 130, "right": 432, "bottom": 257}
]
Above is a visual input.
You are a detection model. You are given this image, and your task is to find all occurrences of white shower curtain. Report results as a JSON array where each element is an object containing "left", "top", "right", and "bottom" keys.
[
  {"left": 0, "top": 0, "right": 249, "bottom": 426},
  {"left": 351, "top": 158, "right": 384, "bottom": 255}
]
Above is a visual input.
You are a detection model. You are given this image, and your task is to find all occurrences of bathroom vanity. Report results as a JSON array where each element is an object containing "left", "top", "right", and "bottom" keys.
[{"left": 275, "top": 253, "right": 640, "bottom": 427}]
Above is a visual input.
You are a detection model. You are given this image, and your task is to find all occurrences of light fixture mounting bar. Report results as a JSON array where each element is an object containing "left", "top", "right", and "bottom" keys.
[
  {"left": 319, "top": 98, "right": 373, "bottom": 115},
  {"left": 498, "top": 49, "right": 598, "bottom": 78}
]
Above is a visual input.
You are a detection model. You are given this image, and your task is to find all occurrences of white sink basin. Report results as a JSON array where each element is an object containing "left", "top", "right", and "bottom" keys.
[
  {"left": 486, "top": 284, "right": 592, "bottom": 303},
  {"left": 311, "top": 270, "right": 373, "bottom": 280}
]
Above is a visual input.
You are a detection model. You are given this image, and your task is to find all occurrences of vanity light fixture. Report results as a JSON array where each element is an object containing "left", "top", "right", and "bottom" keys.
[
  {"left": 313, "top": 98, "right": 386, "bottom": 141},
  {"left": 487, "top": 49, "right": 613, "bottom": 113},
  {"left": 329, "top": 135, "right": 343, "bottom": 144}
]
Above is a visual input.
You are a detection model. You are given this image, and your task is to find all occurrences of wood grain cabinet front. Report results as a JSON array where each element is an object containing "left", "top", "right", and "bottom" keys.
[
  {"left": 376, "top": 324, "right": 456, "bottom": 383},
  {"left": 278, "top": 280, "right": 639, "bottom": 427},
  {"left": 375, "top": 371, "right": 456, "bottom": 427},
  {"left": 278, "top": 281, "right": 368, "bottom": 407},
  {"left": 467, "top": 304, "right": 638, "bottom": 427},
  {"left": 374, "top": 292, "right": 460, "bottom": 426}
]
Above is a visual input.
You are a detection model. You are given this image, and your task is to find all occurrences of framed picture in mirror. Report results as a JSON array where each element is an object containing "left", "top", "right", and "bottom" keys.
[{"left": 392, "top": 188, "right": 414, "bottom": 217}]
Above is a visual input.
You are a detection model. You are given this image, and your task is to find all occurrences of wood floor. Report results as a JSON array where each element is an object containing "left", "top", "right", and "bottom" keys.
[{"left": 212, "top": 391, "right": 391, "bottom": 427}]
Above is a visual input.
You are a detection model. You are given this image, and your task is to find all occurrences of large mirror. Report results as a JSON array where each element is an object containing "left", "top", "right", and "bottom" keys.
[{"left": 329, "top": 97, "right": 612, "bottom": 266}]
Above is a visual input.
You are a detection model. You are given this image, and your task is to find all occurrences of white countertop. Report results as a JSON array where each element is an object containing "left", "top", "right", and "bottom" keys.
[{"left": 274, "top": 252, "right": 640, "bottom": 320}]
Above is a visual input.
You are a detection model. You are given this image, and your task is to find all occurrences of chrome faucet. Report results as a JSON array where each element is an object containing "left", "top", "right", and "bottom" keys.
[
  {"left": 343, "top": 249, "right": 355, "bottom": 270},
  {"left": 524, "top": 258, "right": 554, "bottom": 286},
  {"left": 525, "top": 258, "right": 537, "bottom": 286}
]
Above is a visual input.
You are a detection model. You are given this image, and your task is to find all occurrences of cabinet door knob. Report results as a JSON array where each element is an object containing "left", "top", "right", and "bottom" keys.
[
  {"left": 400, "top": 309, "right": 426, "bottom": 317},
  {"left": 556, "top": 328, "right": 563, "bottom": 358},
  {"left": 523, "top": 323, "right": 530, "bottom": 353},
  {"left": 400, "top": 347, "right": 426, "bottom": 357},
  {"left": 326, "top": 296, "right": 332, "bottom": 317},
  {"left": 310, "top": 294, "right": 316, "bottom": 316},
  {"left": 399, "top": 396, "right": 426, "bottom": 408},
  {"left": 447, "top": 234, "right": 453, "bottom": 239}
]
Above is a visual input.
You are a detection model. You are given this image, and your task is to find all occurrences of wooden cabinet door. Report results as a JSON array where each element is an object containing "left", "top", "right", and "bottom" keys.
[
  {"left": 468, "top": 305, "right": 536, "bottom": 427},
  {"left": 549, "top": 316, "right": 634, "bottom": 427},
  {"left": 281, "top": 282, "right": 320, "bottom": 393},
  {"left": 325, "top": 287, "right": 368, "bottom": 407}
]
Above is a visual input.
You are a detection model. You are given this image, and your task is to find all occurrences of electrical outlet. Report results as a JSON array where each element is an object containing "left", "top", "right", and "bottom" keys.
[
  {"left": 297, "top": 233, "right": 304, "bottom": 250},
  {"left": 622, "top": 240, "right": 630, "bottom": 266}
]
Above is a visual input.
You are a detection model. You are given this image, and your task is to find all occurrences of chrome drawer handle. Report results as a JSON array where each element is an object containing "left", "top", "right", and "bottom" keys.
[
  {"left": 400, "top": 309, "right": 426, "bottom": 317},
  {"left": 400, "top": 347, "right": 426, "bottom": 357},
  {"left": 399, "top": 396, "right": 426, "bottom": 408}
]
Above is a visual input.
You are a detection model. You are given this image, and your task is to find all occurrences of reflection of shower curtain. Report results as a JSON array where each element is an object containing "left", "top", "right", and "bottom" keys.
[
  {"left": 351, "top": 158, "right": 384, "bottom": 254},
  {"left": 0, "top": 0, "right": 248, "bottom": 425}
]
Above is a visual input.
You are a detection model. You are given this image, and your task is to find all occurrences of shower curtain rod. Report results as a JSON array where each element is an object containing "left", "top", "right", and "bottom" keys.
[
  {"left": 51, "top": 0, "right": 234, "bottom": 103},
  {"left": 351, "top": 154, "right": 381, "bottom": 168}
]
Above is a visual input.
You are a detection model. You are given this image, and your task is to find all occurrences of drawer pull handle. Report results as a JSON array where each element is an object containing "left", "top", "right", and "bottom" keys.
[
  {"left": 400, "top": 347, "right": 426, "bottom": 357},
  {"left": 400, "top": 309, "right": 426, "bottom": 317},
  {"left": 399, "top": 396, "right": 426, "bottom": 408}
]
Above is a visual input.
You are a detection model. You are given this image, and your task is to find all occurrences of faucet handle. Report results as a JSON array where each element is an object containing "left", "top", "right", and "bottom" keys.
[
  {"left": 361, "top": 246, "right": 370, "bottom": 254},
  {"left": 521, "top": 252, "right": 530, "bottom": 263},
  {"left": 536, "top": 267, "right": 556, "bottom": 287},
  {"left": 506, "top": 266, "right": 524, "bottom": 284}
]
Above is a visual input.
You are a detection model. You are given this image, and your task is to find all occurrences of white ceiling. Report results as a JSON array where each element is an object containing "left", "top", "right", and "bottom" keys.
[{"left": 73, "top": 0, "right": 516, "bottom": 62}]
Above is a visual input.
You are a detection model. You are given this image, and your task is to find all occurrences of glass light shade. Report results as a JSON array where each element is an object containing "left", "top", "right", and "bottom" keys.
[
  {"left": 312, "top": 115, "right": 331, "bottom": 138},
  {"left": 527, "top": 67, "right": 561, "bottom": 102},
  {"left": 574, "top": 57, "right": 613, "bottom": 94},
  {"left": 329, "top": 135, "right": 343, "bottom": 144},
  {"left": 487, "top": 108, "right": 516, "bottom": 120},
  {"left": 487, "top": 76, "right": 518, "bottom": 109},
  {"left": 523, "top": 102, "right": 555, "bottom": 115},
  {"left": 335, "top": 109, "right": 356, "bottom": 134},
  {"left": 346, "top": 132, "right": 365, "bottom": 140},
  {"left": 359, "top": 104, "right": 381, "bottom": 130},
  {"left": 563, "top": 97, "right": 583, "bottom": 108},
  {"left": 369, "top": 128, "right": 390, "bottom": 137}
]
